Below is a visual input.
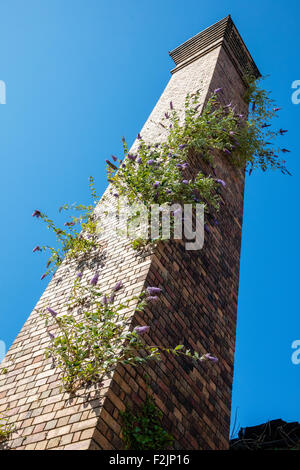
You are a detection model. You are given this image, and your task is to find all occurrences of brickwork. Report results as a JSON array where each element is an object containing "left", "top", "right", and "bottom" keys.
[{"left": 0, "top": 16, "right": 259, "bottom": 450}]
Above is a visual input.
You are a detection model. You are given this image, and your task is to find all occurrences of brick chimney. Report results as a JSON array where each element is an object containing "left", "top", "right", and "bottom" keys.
[{"left": 0, "top": 16, "right": 259, "bottom": 450}]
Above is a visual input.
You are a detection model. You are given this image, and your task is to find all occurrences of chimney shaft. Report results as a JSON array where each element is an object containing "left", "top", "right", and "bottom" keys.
[{"left": 0, "top": 16, "right": 258, "bottom": 450}]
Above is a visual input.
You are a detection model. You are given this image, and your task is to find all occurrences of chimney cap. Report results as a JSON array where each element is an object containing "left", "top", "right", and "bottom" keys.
[{"left": 169, "top": 15, "right": 260, "bottom": 79}]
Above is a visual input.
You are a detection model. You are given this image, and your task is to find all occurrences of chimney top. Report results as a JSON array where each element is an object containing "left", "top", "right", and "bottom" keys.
[{"left": 169, "top": 15, "right": 260, "bottom": 79}]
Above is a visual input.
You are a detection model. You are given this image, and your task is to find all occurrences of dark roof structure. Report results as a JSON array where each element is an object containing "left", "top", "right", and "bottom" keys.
[{"left": 230, "top": 419, "right": 300, "bottom": 450}]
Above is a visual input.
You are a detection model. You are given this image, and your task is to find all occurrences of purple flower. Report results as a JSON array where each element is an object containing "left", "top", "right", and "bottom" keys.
[
  {"left": 111, "top": 155, "right": 118, "bottom": 162},
  {"left": 215, "top": 178, "right": 226, "bottom": 187},
  {"left": 214, "top": 87, "right": 222, "bottom": 94},
  {"left": 47, "top": 307, "right": 58, "bottom": 317},
  {"left": 41, "top": 273, "right": 47, "bottom": 280},
  {"left": 154, "top": 181, "right": 160, "bottom": 188},
  {"left": 33, "top": 245, "right": 41, "bottom": 253},
  {"left": 204, "top": 353, "right": 218, "bottom": 363},
  {"left": 137, "top": 133, "right": 142, "bottom": 140},
  {"left": 182, "top": 180, "right": 189, "bottom": 185},
  {"left": 113, "top": 193, "right": 119, "bottom": 198},
  {"left": 134, "top": 326, "right": 150, "bottom": 335},
  {"left": 182, "top": 163, "right": 189, "bottom": 170},
  {"left": 127, "top": 153, "right": 137, "bottom": 161},
  {"left": 32, "top": 210, "right": 41, "bottom": 218},
  {"left": 102, "top": 295, "right": 108, "bottom": 305},
  {"left": 147, "top": 286, "right": 162, "bottom": 296},
  {"left": 137, "top": 157, "right": 142, "bottom": 164},
  {"left": 179, "top": 144, "right": 187, "bottom": 150},
  {"left": 281, "top": 148, "right": 290, "bottom": 153},
  {"left": 147, "top": 159, "right": 155, "bottom": 166},
  {"left": 213, "top": 218, "right": 218, "bottom": 226},
  {"left": 146, "top": 296, "right": 159, "bottom": 303},
  {"left": 225, "top": 102, "right": 232, "bottom": 108},
  {"left": 166, "top": 189, "right": 172, "bottom": 194},
  {"left": 48, "top": 332, "right": 55, "bottom": 340},
  {"left": 170, "top": 101, "right": 173, "bottom": 110},
  {"left": 204, "top": 224, "right": 210, "bottom": 233},
  {"left": 76, "top": 272, "right": 82, "bottom": 279},
  {"left": 229, "top": 131, "right": 235, "bottom": 136},
  {"left": 164, "top": 112, "right": 169, "bottom": 119},
  {"left": 279, "top": 128, "right": 288, "bottom": 135},
  {"left": 176, "top": 163, "right": 183, "bottom": 169},
  {"left": 114, "top": 281, "right": 123, "bottom": 291},
  {"left": 224, "top": 149, "right": 231, "bottom": 156},
  {"left": 106, "top": 159, "right": 118, "bottom": 170},
  {"left": 90, "top": 273, "right": 99, "bottom": 286}
]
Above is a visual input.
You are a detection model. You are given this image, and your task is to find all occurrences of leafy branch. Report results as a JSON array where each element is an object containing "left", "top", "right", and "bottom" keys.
[
  {"left": 0, "top": 411, "right": 14, "bottom": 443},
  {"left": 42, "top": 277, "right": 218, "bottom": 393}
]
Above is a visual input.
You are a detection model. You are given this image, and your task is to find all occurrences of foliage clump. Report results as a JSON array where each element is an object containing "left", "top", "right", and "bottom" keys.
[
  {"left": 103, "top": 77, "right": 290, "bottom": 247},
  {"left": 121, "top": 393, "right": 174, "bottom": 450},
  {"left": 107, "top": 77, "right": 290, "bottom": 207},
  {"left": 32, "top": 176, "right": 99, "bottom": 278},
  {"left": 0, "top": 412, "right": 13, "bottom": 443},
  {"left": 43, "top": 278, "right": 217, "bottom": 393}
]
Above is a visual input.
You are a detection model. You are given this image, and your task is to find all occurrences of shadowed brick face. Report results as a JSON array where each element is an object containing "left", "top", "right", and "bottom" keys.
[{"left": 0, "top": 16, "right": 259, "bottom": 450}]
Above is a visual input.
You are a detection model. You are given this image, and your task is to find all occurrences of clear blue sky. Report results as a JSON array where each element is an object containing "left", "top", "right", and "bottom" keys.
[{"left": 0, "top": 0, "right": 299, "bottom": 436}]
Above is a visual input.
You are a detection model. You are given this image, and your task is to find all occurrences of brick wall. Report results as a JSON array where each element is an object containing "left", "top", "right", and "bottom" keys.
[{"left": 0, "top": 16, "right": 258, "bottom": 450}]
